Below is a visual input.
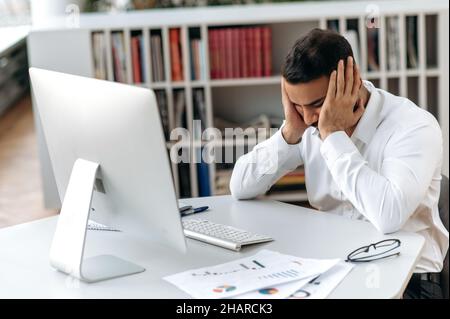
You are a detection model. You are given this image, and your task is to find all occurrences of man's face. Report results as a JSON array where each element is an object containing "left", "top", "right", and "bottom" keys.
[{"left": 284, "top": 76, "right": 329, "bottom": 128}]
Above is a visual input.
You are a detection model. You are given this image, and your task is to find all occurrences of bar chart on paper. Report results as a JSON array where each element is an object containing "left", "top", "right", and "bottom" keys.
[
  {"left": 164, "top": 250, "right": 340, "bottom": 299},
  {"left": 191, "top": 259, "right": 267, "bottom": 277}
]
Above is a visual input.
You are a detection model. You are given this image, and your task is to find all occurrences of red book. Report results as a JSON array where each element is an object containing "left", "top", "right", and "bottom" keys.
[
  {"left": 208, "top": 29, "right": 216, "bottom": 79},
  {"left": 239, "top": 28, "right": 248, "bottom": 78},
  {"left": 248, "top": 27, "right": 256, "bottom": 77},
  {"left": 170, "top": 28, "right": 183, "bottom": 81},
  {"left": 225, "top": 28, "right": 233, "bottom": 79},
  {"left": 254, "top": 27, "right": 262, "bottom": 77},
  {"left": 214, "top": 29, "right": 222, "bottom": 79},
  {"left": 232, "top": 28, "right": 240, "bottom": 78},
  {"left": 262, "top": 27, "right": 272, "bottom": 77},
  {"left": 218, "top": 28, "right": 226, "bottom": 79},
  {"left": 131, "top": 37, "right": 142, "bottom": 83}
]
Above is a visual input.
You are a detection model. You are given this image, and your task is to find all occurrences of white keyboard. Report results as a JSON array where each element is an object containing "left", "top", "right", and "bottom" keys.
[
  {"left": 87, "top": 220, "right": 120, "bottom": 232},
  {"left": 182, "top": 219, "right": 273, "bottom": 251}
]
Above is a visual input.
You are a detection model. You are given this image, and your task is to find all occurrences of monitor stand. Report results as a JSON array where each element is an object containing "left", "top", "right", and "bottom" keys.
[{"left": 49, "top": 159, "right": 145, "bottom": 283}]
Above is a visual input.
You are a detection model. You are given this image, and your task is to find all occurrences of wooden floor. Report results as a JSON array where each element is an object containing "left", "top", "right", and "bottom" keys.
[{"left": 0, "top": 94, "right": 57, "bottom": 228}]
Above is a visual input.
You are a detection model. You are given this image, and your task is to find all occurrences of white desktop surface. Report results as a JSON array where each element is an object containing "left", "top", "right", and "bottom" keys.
[{"left": 0, "top": 195, "right": 424, "bottom": 299}]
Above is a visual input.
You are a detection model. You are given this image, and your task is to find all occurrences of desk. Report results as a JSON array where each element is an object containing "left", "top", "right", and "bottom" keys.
[{"left": 0, "top": 196, "right": 424, "bottom": 298}]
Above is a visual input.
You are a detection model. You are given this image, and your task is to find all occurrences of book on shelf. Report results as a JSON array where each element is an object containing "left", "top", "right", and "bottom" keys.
[
  {"left": 191, "top": 88, "right": 211, "bottom": 196},
  {"left": 426, "top": 15, "right": 438, "bottom": 68},
  {"left": 155, "top": 90, "right": 169, "bottom": 140},
  {"left": 178, "top": 161, "right": 191, "bottom": 198},
  {"left": 386, "top": 16, "right": 401, "bottom": 71},
  {"left": 406, "top": 16, "right": 418, "bottom": 69},
  {"left": 174, "top": 90, "right": 187, "bottom": 130},
  {"left": 193, "top": 88, "right": 207, "bottom": 132},
  {"left": 247, "top": 27, "right": 255, "bottom": 78},
  {"left": 151, "top": 33, "right": 165, "bottom": 82},
  {"left": 208, "top": 29, "right": 217, "bottom": 79},
  {"left": 218, "top": 28, "right": 226, "bottom": 79},
  {"left": 254, "top": 27, "right": 262, "bottom": 77},
  {"left": 139, "top": 34, "right": 147, "bottom": 83},
  {"left": 111, "top": 32, "right": 127, "bottom": 83},
  {"left": 327, "top": 20, "right": 340, "bottom": 32},
  {"left": 262, "top": 26, "right": 272, "bottom": 77},
  {"left": 169, "top": 28, "right": 184, "bottom": 81},
  {"left": 239, "top": 28, "right": 248, "bottom": 78},
  {"left": 190, "top": 38, "right": 206, "bottom": 81},
  {"left": 366, "top": 27, "right": 379, "bottom": 71},
  {"left": 214, "top": 114, "right": 283, "bottom": 139},
  {"left": 214, "top": 169, "right": 232, "bottom": 195},
  {"left": 267, "top": 167, "right": 306, "bottom": 194},
  {"left": 225, "top": 28, "right": 233, "bottom": 78},
  {"left": 131, "top": 34, "right": 144, "bottom": 84},
  {"left": 208, "top": 26, "right": 272, "bottom": 79},
  {"left": 197, "top": 156, "right": 211, "bottom": 197},
  {"left": 232, "top": 28, "right": 240, "bottom": 79},
  {"left": 92, "top": 32, "right": 108, "bottom": 80}
]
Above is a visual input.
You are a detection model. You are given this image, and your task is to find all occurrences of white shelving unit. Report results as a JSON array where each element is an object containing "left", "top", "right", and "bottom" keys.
[
  {"left": 27, "top": 0, "right": 449, "bottom": 208},
  {"left": 0, "top": 26, "right": 30, "bottom": 116}
]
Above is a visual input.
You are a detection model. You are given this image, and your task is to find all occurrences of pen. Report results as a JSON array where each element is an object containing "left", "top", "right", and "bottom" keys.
[
  {"left": 181, "top": 206, "right": 209, "bottom": 217},
  {"left": 179, "top": 205, "right": 192, "bottom": 213}
]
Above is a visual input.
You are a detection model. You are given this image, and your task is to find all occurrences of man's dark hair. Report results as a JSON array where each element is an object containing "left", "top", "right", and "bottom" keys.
[{"left": 282, "top": 28, "right": 354, "bottom": 84}]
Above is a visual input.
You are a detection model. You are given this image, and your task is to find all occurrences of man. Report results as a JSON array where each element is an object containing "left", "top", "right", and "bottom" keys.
[{"left": 229, "top": 29, "right": 448, "bottom": 298}]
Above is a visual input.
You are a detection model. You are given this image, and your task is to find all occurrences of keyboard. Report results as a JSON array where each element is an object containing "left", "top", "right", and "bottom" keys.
[
  {"left": 87, "top": 220, "right": 120, "bottom": 232},
  {"left": 182, "top": 219, "right": 273, "bottom": 251}
]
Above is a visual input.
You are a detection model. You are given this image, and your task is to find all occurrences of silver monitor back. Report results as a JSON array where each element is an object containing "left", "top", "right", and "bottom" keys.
[{"left": 30, "top": 67, "right": 186, "bottom": 255}]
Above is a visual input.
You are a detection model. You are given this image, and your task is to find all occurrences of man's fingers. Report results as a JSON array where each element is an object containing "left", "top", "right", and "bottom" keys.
[
  {"left": 352, "top": 63, "right": 362, "bottom": 96},
  {"left": 345, "top": 56, "right": 354, "bottom": 96},
  {"left": 326, "top": 70, "right": 337, "bottom": 103},
  {"left": 336, "top": 59, "right": 345, "bottom": 97},
  {"left": 281, "top": 78, "right": 291, "bottom": 106},
  {"left": 281, "top": 77, "right": 301, "bottom": 120},
  {"left": 352, "top": 98, "right": 365, "bottom": 123}
]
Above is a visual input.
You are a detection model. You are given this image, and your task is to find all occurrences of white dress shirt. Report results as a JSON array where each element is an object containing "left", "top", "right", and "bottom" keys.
[{"left": 230, "top": 81, "right": 449, "bottom": 273}]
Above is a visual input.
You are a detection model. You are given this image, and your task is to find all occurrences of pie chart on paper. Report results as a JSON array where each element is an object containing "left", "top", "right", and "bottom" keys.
[
  {"left": 213, "top": 285, "right": 237, "bottom": 293},
  {"left": 259, "top": 288, "right": 279, "bottom": 295}
]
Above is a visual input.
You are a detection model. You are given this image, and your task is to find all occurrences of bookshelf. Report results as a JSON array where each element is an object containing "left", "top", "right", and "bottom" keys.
[
  {"left": 0, "top": 27, "right": 29, "bottom": 116},
  {"left": 27, "top": 0, "right": 449, "bottom": 208}
]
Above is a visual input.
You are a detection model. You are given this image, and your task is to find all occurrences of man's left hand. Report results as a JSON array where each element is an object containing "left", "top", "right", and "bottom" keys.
[{"left": 318, "top": 56, "right": 364, "bottom": 140}]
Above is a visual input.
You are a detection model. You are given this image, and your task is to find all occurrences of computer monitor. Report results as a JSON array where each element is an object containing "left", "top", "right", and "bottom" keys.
[{"left": 29, "top": 67, "right": 187, "bottom": 283}]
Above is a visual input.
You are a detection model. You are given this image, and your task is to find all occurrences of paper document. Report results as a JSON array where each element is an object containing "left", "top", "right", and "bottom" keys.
[
  {"left": 233, "top": 275, "right": 317, "bottom": 299},
  {"left": 164, "top": 250, "right": 340, "bottom": 299},
  {"left": 233, "top": 260, "right": 354, "bottom": 299},
  {"left": 288, "top": 262, "right": 354, "bottom": 299}
]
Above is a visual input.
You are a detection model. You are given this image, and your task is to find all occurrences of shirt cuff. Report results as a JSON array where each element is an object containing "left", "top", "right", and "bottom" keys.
[
  {"left": 274, "top": 124, "right": 300, "bottom": 152},
  {"left": 320, "top": 131, "right": 358, "bottom": 165},
  {"left": 252, "top": 124, "right": 301, "bottom": 175}
]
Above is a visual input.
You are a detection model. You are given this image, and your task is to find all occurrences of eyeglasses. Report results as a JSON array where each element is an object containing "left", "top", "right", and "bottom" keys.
[{"left": 345, "top": 239, "right": 401, "bottom": 263}]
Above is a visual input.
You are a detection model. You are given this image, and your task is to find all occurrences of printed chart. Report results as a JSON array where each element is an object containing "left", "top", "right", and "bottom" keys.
[{"left": 164, "top": 250, "right": 340, "bottom": 299}]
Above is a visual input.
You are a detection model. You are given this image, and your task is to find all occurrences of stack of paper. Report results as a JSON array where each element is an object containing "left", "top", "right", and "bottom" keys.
[{"left": 163, "top": 250, "right": 353, "bottom": 299}]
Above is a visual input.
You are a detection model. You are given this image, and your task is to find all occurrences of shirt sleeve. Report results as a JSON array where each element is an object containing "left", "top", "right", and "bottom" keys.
[
  {"left": 230, "top": 124, "right": 304, "bottom": 200},
  {"left": 320, "top": 122, "right": 442, "bottom": 234}
]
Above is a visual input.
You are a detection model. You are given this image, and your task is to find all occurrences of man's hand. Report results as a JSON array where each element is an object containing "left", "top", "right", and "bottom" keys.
[
  {"left": 281, "top": 77, "right": 308, "bottom": 144},
  {"left": 318, "top": 56, "right": 364, "bottom": 141}
]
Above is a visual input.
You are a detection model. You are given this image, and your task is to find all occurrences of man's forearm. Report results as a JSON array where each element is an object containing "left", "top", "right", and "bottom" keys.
[{"left": 230, "top": 128, "right": 303, "bottom": 200}]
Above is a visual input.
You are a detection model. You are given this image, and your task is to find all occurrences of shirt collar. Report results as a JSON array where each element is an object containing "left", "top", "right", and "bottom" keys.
[{"left": 350, "top": 80, "right": 383, "bottom": 145}]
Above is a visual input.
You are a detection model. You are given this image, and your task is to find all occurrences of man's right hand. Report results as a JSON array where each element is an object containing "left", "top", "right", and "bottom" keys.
[{"left": 281, "top": 77, "right": 308, "bottom": 144}]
